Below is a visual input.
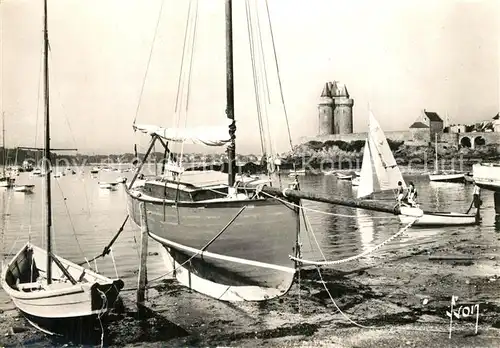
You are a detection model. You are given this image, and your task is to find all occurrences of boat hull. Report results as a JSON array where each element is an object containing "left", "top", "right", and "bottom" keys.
[
  {"left": 428, "top": 173, "right": 465, "bottom": 183},
  {"left": 473, "top": 163, "right": 500, "bottom": 192},
  {"left": 126, "top": 190, "right": 298, "bottom": 301},
  {"left": 13, "top": 185, "right": 34, "bottom": 193},
  {"left": 399, "top": 207, "right": 477, "bottom": 226},
  {"left": 1, "top": 243, "right": 123, "bottom": 332}
]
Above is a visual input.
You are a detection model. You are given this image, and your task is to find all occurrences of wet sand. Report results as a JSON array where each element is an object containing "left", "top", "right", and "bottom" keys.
[{"left": 1, "top": 226, "right": 500, "bottom": 347}]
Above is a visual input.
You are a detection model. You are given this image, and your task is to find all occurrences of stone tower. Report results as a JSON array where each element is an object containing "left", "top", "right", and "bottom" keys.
[
  {"left": 318, "top": 83, "right": 334, "bottom": 135},
  {"left": 332, "top": 82, "right": 354, "bottom": 134},
  {"left": 317, "top": 81, "right": 354, "bottom": 135}
]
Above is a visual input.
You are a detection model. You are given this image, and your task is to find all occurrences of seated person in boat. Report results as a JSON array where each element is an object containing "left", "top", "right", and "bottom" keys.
[
  {"left": 407, "top": 182, "right": 418, "bottom": 207},
  {"left": 396, "top": 181, "right": 406, "bottom": 205}
]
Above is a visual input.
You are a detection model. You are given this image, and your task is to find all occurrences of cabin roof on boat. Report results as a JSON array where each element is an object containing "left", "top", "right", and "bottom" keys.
[{"left": 147, "top": 170, "right": 228, "bottom": 189}]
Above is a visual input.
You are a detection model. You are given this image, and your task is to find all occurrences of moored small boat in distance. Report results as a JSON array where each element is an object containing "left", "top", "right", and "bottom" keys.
[
  {"left": 336, "top": 173, "right": 353, "bottom": 180},
  {"left": 428, "top": 134, "right": 465, "bottom": 183},
  {"left": 13, "top": 184, "right": 35, "bottom": 193},
  {"left": 0, "top": 177, "right": 15, "bottom": 188},
  {"left": 115, "top": 176, "right": 127, "bottom": 184},
  {"left": 398, "top": 206, "right": 477, "bottom": 226},
  {"left": 288, "top": 168, "right": 306, "bottom": 177},
  {"left": 99, "top": 182, "right": 119, "bottom": 190},
  {"left": 31, "top": 168, "right": 43, "bottom": 177},
  {"left": 90, "top": 166, "right": 99, "bottom": 174},
  {"left": 428, "top": 172, "right": 465, "bottom": 183}
]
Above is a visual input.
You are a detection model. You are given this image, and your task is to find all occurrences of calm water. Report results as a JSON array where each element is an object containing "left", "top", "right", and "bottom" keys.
[{"left": 1, "top": 169, "right": 499, "bottom": 309}]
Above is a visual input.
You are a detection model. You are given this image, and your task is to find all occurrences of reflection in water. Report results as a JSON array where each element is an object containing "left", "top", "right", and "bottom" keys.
[
  {"left": 428, "top": 181, "right": 470, "bottom": 212},
  {"left": 355, "top": 208, "right": 375, "bottom": 261},
  {"left": 294, "top": 174, "right": 496, "bottom": 263}
]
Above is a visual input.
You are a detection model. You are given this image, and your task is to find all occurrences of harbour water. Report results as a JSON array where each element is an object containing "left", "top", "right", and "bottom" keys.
[{"left": 1, "top": 168, "right": 498, "bottom": 310}]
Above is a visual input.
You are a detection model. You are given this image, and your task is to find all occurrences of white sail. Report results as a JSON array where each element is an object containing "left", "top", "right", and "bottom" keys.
[
  {"left": 356, "top": 141, "right": 375, "bottom": 198},
  {"left": 357, "top": 112, "right": 406, "bottom": 198},
  {"left": 367, "top": 111, "right": 406, "bottom": 190}
]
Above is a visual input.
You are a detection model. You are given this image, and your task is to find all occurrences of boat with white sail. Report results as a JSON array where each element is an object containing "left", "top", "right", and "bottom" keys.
[
  {"left": 356, "top": 112, "right": 476, "bottom": 226},
  {"left": 1, "top": 0, "right": 123, "bottom": 334},
  {"left": 125, "top": 0, "right": 300, "bottom": 302}
]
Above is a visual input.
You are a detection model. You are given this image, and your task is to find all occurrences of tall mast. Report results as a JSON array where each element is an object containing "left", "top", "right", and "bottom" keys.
[
  {"left": 2, "top": 112, "right": 5, "bottom": 176},
  {"left": 434, "top": 133, "right": 438, "bottom": 173},
  {"left": 225, "top": 0, "right": 236, "bottom": 187},
  {"left": 43, "top": 0, "right": 53, "bottom": 284}
]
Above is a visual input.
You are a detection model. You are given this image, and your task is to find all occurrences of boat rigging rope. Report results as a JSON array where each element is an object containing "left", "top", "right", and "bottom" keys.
[
  {"left": 146, "top": 205, "right": 247, "bottom": 285},
  {"left": 264, "top": 0, "right": 294, "bottom": 153},
  {"left": 54, "top": 178, "right": 88, "bottom": 263},
  {"left": 173, "top": 0, "right": 198, "bottom": 175},
  {"left": 133, "top": 0, "right": 165, "bottom": 126},
  {"left": 77, "top": 214, "right": 130, "bottom": 266},
  {"left": 245, "top": 0, "right": 267, "bottom": 159}
]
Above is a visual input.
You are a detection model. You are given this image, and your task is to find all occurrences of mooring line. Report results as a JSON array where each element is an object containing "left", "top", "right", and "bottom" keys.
[
  {"left": 146, "top": 205, "right": 247, "bottom": 285},
  {"left": 290, "top": 219, "right": 417, "bottom": 266}
]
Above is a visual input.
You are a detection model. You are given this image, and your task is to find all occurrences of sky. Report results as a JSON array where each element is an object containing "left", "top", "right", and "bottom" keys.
[{"left": 1, "top": 0, "right": 498, "bottom": 155}]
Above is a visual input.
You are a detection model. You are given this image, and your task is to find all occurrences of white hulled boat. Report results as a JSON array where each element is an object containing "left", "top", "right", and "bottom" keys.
[{"left": 1, "top": 0, "right": 123, "bottom": 334}]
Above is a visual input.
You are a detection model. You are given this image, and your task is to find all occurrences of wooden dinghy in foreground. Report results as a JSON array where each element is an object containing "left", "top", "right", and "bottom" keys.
[
  {"left": 1, "top": 243, "right": 123, "bottom": 333},
  {"left": 398, "top": 206, "right": 477, "bottom": 226}
]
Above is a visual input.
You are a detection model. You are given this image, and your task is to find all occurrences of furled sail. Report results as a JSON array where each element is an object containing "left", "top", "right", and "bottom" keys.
[
  {"left": 357, "top": 112, "right": 406, "bottom": 198},
  {"left": 133, "top": 123, "right": 231, "bottom": 146}
]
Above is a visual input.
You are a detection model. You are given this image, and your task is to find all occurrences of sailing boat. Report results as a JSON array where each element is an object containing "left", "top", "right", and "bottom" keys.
[
  {"left": 356, "top": 113, "right": 477, "bottom": 226},
  {"left": 126, "top": 0, "right": 300, "bottom": 301},
  {"left": 356, "top": 111, "right": 406, "bottom": 199},
  {"left": 428, "top": 133, "right": 465, "bottom": 183},
  {"left": 1, "top": 0, "right": 123, "bottom": 334},
  {"left": 0, "top": 112, "right": 15, "bottom": 188}
]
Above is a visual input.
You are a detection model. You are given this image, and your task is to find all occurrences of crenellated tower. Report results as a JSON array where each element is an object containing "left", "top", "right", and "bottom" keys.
[
  {"left": 317, "top": 81, "right": 354, "bottom": 135},
  {"left": 318, "top": 83, "right": 334, "bottom": 135}
]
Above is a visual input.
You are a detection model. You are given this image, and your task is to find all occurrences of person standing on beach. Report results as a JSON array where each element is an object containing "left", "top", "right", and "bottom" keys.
[{"left": 466, "top": 184, "right": 482, "bottom": 222}]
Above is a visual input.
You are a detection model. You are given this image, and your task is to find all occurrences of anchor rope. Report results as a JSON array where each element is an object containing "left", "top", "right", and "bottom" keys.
[
  {"left": 290, "top": 218, "right": 417, "bottom": 266},
  {"left": 260, "top": 191, "right": 395, "bottom": 219}
]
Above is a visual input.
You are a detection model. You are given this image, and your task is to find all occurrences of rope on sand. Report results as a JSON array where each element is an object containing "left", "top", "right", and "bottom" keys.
[{"left": 290, "top": 219, "right": 417, "bottom": 266}]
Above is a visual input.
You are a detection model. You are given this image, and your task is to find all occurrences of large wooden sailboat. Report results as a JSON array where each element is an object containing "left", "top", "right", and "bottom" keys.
[
  {"left": 1, "top": 0, "right": 123, "bottom": 334},
  {"left": 126, "top": 0, "right": 300, "bottom": 301}
]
